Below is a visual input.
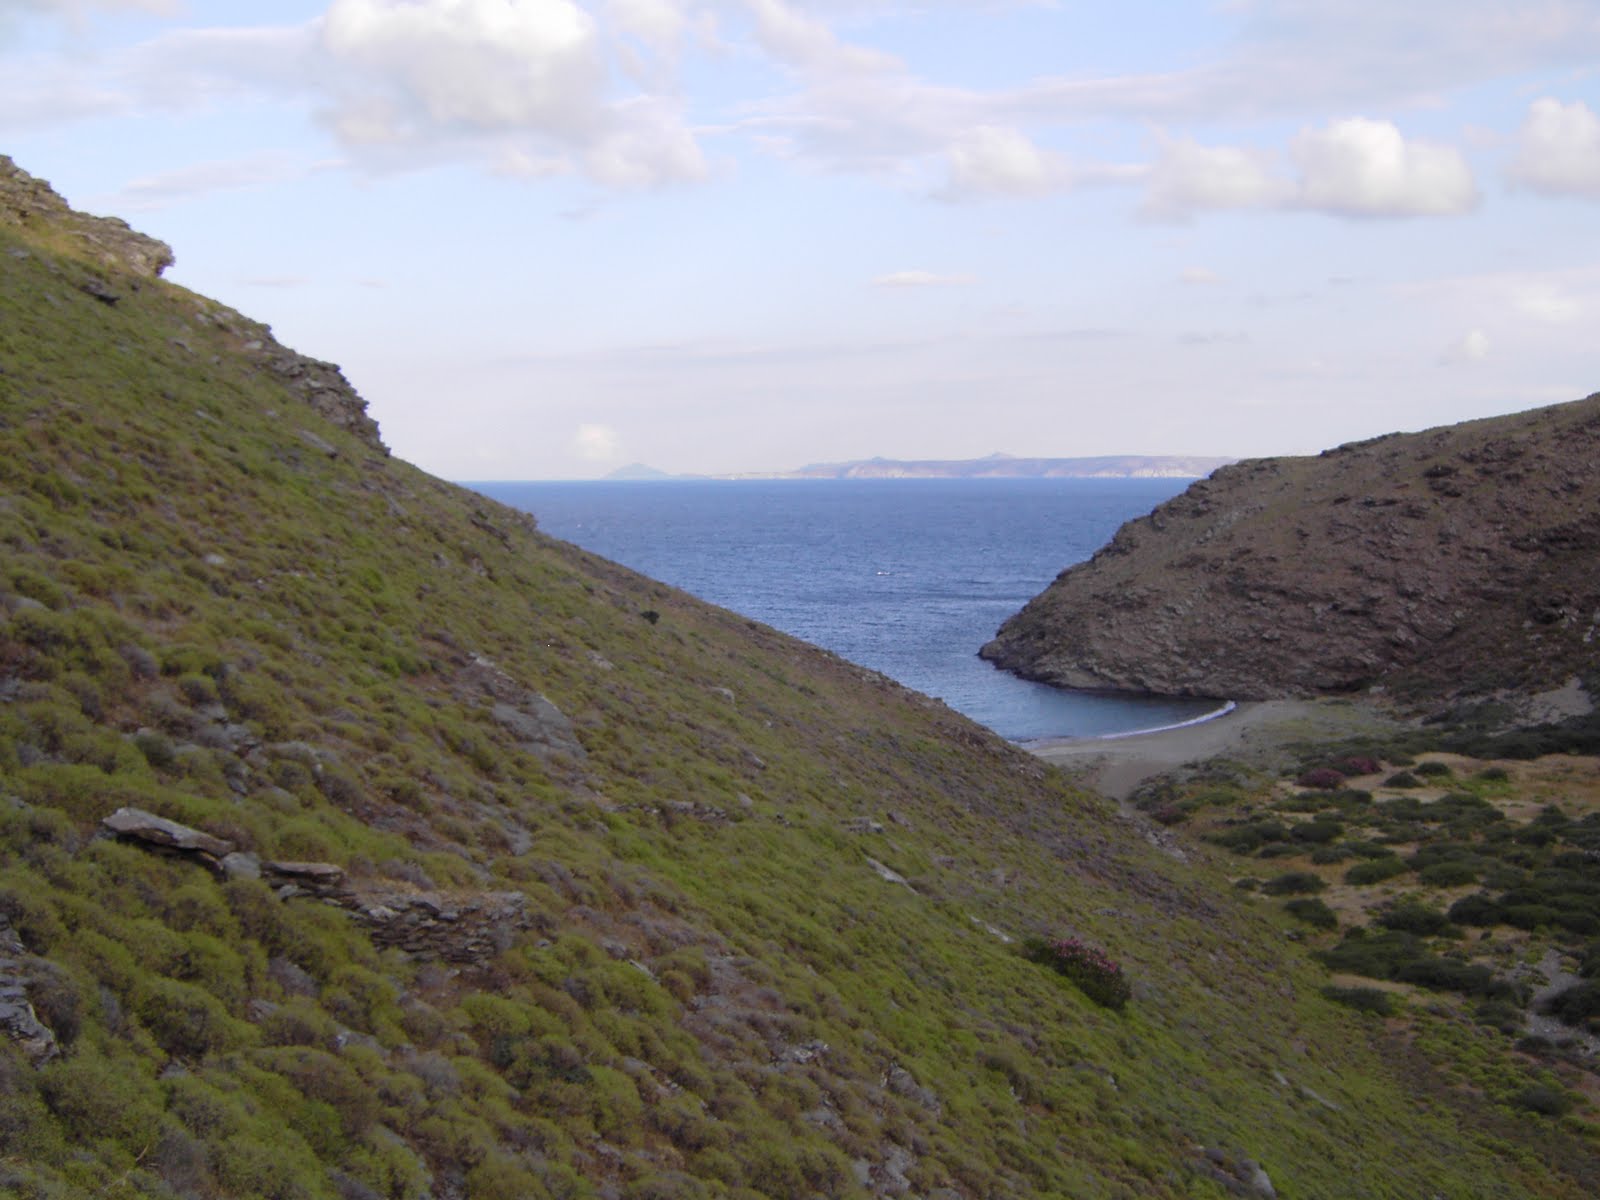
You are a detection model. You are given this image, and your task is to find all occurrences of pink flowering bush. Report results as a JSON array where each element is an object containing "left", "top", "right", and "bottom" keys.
[{"left": 1022, "top": 937, "right": 1132, "bottom": 1011}]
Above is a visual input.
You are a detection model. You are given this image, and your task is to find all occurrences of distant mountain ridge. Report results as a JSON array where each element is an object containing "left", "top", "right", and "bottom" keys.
[
  {"left": 982, "top": 394, "right": 1600, "bottom": 704},
  {"left": 608, "top": 453, "right": 1235, "bottom": 480}
]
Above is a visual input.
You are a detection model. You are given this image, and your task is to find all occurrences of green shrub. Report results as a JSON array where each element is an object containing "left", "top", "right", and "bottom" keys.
[
  {"left": 1291, "top": 819, "right": 1344, "bottom": 844},
  {"left": 1321, "top": 985, "right": 1396, "bottom": 1016},
  {"left": 1416, "top": 861, "right": 1479, "bottom": 887},
  {"left": 135, "top": 978, "right": 251, "bottom": 1058},
  {"left": 1394, "top": 957, "right": 1500, "bottom": 997},
  {"left": 1512, "top": 1085, "right": 1576, "bottom": 1117},
  {"left": 1545, "top": 981, "right": 1600, "bottom": 1028},
  {"left": 1285, "top": 898, "right": 1338, "bottom": 930},
  {"left": 1384, "top": 772, "right": 1421, "bottom": 789},
  {"left": 1447, "top": 894, "right": 1503, "bottom": 926},
  {"left": 1413, "top": 762, "right": 1453, "bottom": 778},
  {"left": 1318, "top": 930, "right": 1424, "bottom": 979},
  {"left": 1377, "top": 903, "right": 1456, "bottom": 937},
  {"left": 1345, "top": 858, "right": 1408, "bottom": 886},
  {"left": 1261, "top": 871, "right": 1324, "bottom": 895},
  {"left": 1207, "top": 822, "right": 1288, "bottom": 854}
]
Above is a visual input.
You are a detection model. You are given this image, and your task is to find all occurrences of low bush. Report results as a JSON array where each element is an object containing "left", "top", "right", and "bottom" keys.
[
  {"left": 1296, "top": 767, "right": 1346, "bottom": 790},
  {"left": 1377, "top": 903, "right": 1456, "bottom": 937},
  {"left": 1384, "top": 772, "right": 1421, "bottom": 789},
  {"left": 1318, "top": 930, "right": 1424, "bottom": 979},
  {"left": 1261, "top": 871, "right": 1324, "bottom": 895},
  {"left": 1414, "top": 762, "right": 1453, "bottom": 779},
  {"left": 1417, "top": 860, "right": 1479, "bottom": 887},
  {"left": 1321, "top": 985, "right": 1396, "bottom": 1016},
  {"left": 1512, "top": 1085, "right": 1576, "bottom": 1117},
  {"left": 1447, "top": 894, "right": 1503, "bottom": 926},
  {"left": 1394, "top": 957, "right": 1501, "bottom": 997},
  {"left": 1345, "top": 858, "right": 1408, "bottom": 886},
  {"left": 1207, "top": 822, "right": 1288, "bottom": 854},
  {"left": 1022, "top": 937, "right": 1131, "bottom": 1011},
  {"left": 1309, "top": 844, "right": 1356, "bottom": 865},
  {"left": 1284, "top": 898, "right": 1338, "bottom": 930},
  {"left": 1333, "top": 757, "right": 1382, "bottom": 777},
  {"left": 1291, "top": 819, "right": 1344, "bottom": 845},
  {"left": 1544, "top": 981, "right": 1600, "bottom": 1029}
]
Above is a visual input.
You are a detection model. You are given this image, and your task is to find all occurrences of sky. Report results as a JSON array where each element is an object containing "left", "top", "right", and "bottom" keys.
[{"left": 2, "top": 1, "right": 1597, "bottom": 479}]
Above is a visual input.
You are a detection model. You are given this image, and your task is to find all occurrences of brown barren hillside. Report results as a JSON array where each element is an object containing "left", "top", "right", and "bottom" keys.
[{"left": 982, "top": 394, "right": 1600, "bottom": 703}]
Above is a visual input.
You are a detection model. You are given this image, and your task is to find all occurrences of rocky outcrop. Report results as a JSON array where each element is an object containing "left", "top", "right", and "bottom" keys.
[
  {"left": 102, "top": 806, "right": 233, "bottom": 872},
  {"left": 461, "top": 654, "right": 588, "bottom": 763},
  {"left": 262, "top": 347, "right": 387, "bottom": 455},
  {"left": 0, "top": 920, "right": 59, "bottom": 1064},
  {"left": 983, "top": 393, "right": 1600, "bottom": 703},
  {"left": 0, "top": 155, "right": 173, "bottom": 278},
  {"left": 96, "top": 811, "right": 526, "bottom": 965}
]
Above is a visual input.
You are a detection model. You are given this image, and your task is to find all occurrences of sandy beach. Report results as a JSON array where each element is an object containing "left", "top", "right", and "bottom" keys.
[{"left": 1025, "top": 698, "right": 1410, "bottom": 799}]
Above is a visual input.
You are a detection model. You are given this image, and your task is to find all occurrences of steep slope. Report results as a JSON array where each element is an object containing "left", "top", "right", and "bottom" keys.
[
  {"left": 2, "top": 158, "right": 1596, "bottom": 1200},
  {"left": 983, "top": 397, "right": 1600, "bottom": 703}
]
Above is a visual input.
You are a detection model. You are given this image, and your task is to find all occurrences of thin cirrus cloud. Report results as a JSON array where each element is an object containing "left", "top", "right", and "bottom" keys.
[
  {"left": 1507, "top": 97, "right": 1600, "bottom": 199},
  {"left": 107, "top": 151, "right": 338, "bottom": 210},
  {"left": 1142, "top": 118, "right": 1478, "bottom": 221},
  {"left": 871, "top": 270, "right": 973, "bottom": 288}
]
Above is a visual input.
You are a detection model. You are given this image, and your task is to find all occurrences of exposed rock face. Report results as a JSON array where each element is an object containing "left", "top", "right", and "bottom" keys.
[
  {"left": 982, "top": 393, "right": 1600, "bottom": 703},
  {"left": 263, "top": 347, "right": 387, "bottom": 455},
  {"left": 102, "top": 806, "right": 233, "bottom": 872},
  {"left": 0, "top": 155, "right": 173, "bottom": 278},
  {"left": 0, "top": 920, "right": 59, "bottom": 1065}
]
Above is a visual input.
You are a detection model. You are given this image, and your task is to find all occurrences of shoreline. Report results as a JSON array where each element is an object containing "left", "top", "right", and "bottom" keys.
[
  {"left": 1019, "top": 698, "right": 1237, "bottom": 749},
  {"left": 1024, "top": 698, "right": 1408, "bottom": 800}
]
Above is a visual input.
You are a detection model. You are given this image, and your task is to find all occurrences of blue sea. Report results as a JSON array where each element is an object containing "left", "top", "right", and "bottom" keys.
[{"left": 472, "top": 479, "right": 1217, "bottom": 742}]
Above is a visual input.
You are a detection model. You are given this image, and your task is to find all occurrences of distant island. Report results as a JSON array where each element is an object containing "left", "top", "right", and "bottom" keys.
[{"left": 607, "top": 452, "right": 1236, "bottom": 481}]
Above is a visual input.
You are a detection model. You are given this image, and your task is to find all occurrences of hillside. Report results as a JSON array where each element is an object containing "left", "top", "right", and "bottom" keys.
[
  {"left": 982, "top": 397, "right": 1600, "bottom": 704},
  {"left": 2, "top": 155, "right": 1597, "bottom": 1200}
]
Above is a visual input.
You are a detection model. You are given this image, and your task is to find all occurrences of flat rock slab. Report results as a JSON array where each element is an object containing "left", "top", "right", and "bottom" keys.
[{"left": 102, "top": 806, "right": 232, "bottom": 859}]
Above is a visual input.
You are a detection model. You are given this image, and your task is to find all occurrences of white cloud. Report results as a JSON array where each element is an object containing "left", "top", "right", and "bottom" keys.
[
  {"left": 572, "top": 422, "right": 621, "bottom": 461},
  {"left": 314, "top": 0, "right": 711, "bottom": 187},
  {"left": 944, "top": 124, "right": 1068, "bottom": 197},
  {"left": 743, "top": 0, "right": 898, "bottom": 75},
  {"left": 1290, "top": 117, "right": 1478, "bottom": 217},
  {"left": 1142, "top": 119, "right": 1477, "bottom": 221},
  {"left": 1179, "top": 266, "right": 1219, "bottom": 285},
  {"left": 1508, "top": 97, "right": 1600, "bottom": 199},
  {"left": 1141, "top": 136, "right": 1285, "bottom": 220},
  {"left": 1441, "top": 328, "right": 1490, "bottom": 363},
  {"left": 605, "top": 0, "right": 688, "bottom": 49},
  {"left": 871, "top": 270, "right": 973, "bottom": 288},
  {"left": 320, "top": 0, "right": 605, "bottom": 137},
  {"left": 582, "top": 96, "right": 708, "bottom": 186},
  {"left": 1511, "top": 283, "right": 1581, "bottom": 324}
]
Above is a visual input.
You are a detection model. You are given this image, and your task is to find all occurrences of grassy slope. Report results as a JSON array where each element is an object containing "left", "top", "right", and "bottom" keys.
[{"left": 0, "top": 193, "right": 1595, "bottom": 1199}]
